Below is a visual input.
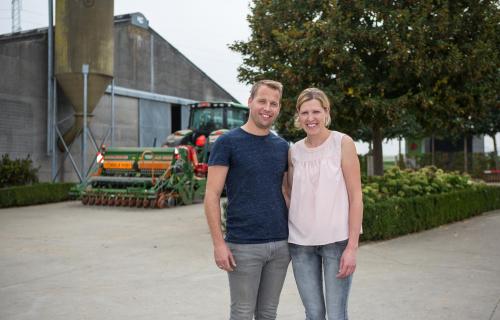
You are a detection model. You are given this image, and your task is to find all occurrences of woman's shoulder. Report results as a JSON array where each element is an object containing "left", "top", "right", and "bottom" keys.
[
  {"left": 331, "top": 130, "right": 354, "bottom": 143},
  {"left": 290, "top": 138, "right": 306, "bottom": 152}
]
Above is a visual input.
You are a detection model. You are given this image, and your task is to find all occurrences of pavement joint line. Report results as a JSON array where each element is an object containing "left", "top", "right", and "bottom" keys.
[
  {"left": 0, "top": 267, "right": 81, "bottom": 291},
  {"left": 489, "top": 297, "right": 500, "bottom": 320}
]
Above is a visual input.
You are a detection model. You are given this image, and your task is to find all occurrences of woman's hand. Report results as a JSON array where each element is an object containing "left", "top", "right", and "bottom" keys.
[{"left": 337, "top": 246, "right": 357, "bottom": 278}]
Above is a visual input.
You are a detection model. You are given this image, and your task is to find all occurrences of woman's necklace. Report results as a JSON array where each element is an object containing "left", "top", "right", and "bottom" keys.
[{"left": 305, "top": 130, "right": 330, "bottom": 148}]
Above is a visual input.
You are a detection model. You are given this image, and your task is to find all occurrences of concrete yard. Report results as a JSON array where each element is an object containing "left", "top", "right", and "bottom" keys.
[{"left": 1, "top": 202, "right": 499, "bottom": 320}]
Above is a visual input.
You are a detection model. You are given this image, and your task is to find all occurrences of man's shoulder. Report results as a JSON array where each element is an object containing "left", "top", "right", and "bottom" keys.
[
  {"left": 268, "top": 133, "right": 289, "bottom": 149},
  {"left": 214, "top": 128, "right": 242, "bottom": 144}
]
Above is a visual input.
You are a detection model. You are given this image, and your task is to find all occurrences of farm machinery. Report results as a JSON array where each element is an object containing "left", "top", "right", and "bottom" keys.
[{"left": 72, "top": 101, "right": 248, "bottom": 208}]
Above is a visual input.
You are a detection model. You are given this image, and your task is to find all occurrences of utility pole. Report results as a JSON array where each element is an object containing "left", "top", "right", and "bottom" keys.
[{"left": 11, "top": 0, "right": 22, "bottom": 32}]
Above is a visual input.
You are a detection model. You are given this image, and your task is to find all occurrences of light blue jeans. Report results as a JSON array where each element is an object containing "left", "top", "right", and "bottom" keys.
[
  {"left": 289, "top": 240, "right": 352, "bottom": 320},
  {"left": 226, "top": 240, "right": 290, "bottom": 320}
]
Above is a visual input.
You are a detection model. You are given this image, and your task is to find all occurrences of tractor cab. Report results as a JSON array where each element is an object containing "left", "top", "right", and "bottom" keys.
[{"left": 164, "top": 101, "right": 249, "bottom": 151}]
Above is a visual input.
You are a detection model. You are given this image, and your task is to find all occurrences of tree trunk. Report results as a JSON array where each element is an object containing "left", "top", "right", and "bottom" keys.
[
  {"left": 494, "top": 134, "right": 498, "bottom": 157},
  {"left": 431, "top": 133, "right": 435, "bottom": 166},
  {"left": 490, "top": 133, "right": 498, "bottom": 169},
  {"left": 372, "top": 124, "right": 384, "bottom": 176},
  {"left": 463, "top": 135, "right": 468, "bottom": 173}
]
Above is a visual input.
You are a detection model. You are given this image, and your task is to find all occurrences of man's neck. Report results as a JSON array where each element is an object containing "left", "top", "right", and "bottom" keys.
[{"left": 241, "top": 122, "right": 270, "bottom": 136}]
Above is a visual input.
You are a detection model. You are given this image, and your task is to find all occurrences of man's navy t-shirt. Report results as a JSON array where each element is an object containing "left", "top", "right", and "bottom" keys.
[{"left": 208, "top": 128, "right": 289, "bottom": 244}]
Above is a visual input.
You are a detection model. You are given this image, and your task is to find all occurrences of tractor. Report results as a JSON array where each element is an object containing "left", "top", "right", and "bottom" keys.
[
  {"left": 163, "top": 101, "right": 249, "bottom": 162},
  {"left": 72, "top": 101, "right": 248, "bottom": 208}
]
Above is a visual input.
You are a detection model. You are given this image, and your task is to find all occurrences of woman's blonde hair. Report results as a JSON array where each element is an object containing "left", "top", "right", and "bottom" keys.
[{"left": 294, "top": 88, "right": 331, "bottom": 128}]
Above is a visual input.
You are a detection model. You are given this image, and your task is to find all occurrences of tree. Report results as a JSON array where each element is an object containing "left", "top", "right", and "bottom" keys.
[
  {"left": 408, "top": 0, "right": 500, "bottom": 171},
  {"left": 231, "top": 0, "right": 500, "bottom": 175},
  {"left": 231, "top": 1, "right": 418, "bottom": 175}
]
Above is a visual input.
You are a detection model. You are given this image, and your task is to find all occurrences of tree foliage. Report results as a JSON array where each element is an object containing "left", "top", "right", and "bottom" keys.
[{"left": 231, "top": 0, "right": 500, "bottom": 175}]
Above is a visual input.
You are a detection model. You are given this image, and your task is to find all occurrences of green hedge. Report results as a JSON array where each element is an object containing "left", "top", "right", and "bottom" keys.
[
  {"left": 362, "top": 186, "right": 500, "bottom": 241},
  {"left": 0, "top": 183, "right": 75, "bottom": 208}
]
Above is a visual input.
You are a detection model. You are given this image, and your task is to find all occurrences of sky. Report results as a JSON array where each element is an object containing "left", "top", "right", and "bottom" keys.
[{"left": 0, "top": 1, "right": 498, "bottom": 156}]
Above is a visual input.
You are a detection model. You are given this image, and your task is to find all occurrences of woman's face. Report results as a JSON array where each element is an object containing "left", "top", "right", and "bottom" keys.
[{"left": 298, "top": 99, "right": 328, "bottom": 136}]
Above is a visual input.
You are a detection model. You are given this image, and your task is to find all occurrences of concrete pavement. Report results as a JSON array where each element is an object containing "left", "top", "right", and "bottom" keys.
[{"left": 0, "top": 201, "right": 499, "bottom": 320}]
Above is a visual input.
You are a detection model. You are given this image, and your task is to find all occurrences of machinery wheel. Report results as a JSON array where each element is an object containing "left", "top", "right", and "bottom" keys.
[
  {"left": 136, "top": 198, "right": 142, "bottom": 208},
  {"left": 167, "top": 196, "right": 176, "bottom": 207},
  {"left": 95, "top": 196, "right": 102, "bottom": 206},
  {"left": 156, "top": 193, "right": 167, "bottom": 209},
  {"left": 150, "top": 198, "right": 156, "bottom": 208},
  {"left": 108, "top": 197, "right": 115, "bottom": 206},
  {"left": 101, "top": 196, "right": 108, "bottom": 206},
  {"left": 129, "top": 198, "right": 136, "bottom": 207},
  {"left": 88, "top": 196, "right": 96, "bottom": 205},
  {"left": 142, "top": 199, "right": 150, "bottom": 208},
  {"left": 81, "top": 195, "right": 89, "bottom": 205}
]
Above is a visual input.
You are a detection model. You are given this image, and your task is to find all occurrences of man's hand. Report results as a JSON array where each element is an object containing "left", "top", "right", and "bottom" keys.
[
  {"left": 337, "top": 246, "right": 357, "bottom": 279},
  {"left": 214, "top": 243, "right": 237, "bottom": 272}
]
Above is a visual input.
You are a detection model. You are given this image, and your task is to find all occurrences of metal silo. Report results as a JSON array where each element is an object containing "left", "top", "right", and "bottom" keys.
[{"left": 55, "top": 0, "right": 114, "bottom": 151}]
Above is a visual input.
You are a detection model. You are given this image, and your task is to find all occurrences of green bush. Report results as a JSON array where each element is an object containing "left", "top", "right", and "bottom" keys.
[
  {"left": 416, "top": 151, "right": 499, "bottom": 177},
  {"left": 361, "top": 186, "right": 500, "bottom": 241},
  {"left": 0, "top": 183, "right": 75, "bottom": 208},
  {"left": 0, "top": 154, "right": 39, "bottom": 188},
  {"left": 362, "top": 166, "right": 477, "bottom": 204}
]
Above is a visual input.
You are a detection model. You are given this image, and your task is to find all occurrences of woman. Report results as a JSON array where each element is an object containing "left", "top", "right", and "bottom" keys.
[{"left": 287, "top": 88, "right": 363, "bottom": 320}]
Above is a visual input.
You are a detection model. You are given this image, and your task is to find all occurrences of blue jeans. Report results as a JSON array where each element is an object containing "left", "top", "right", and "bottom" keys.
[
  {"left": 289, "top": 240, "right": 352, "bottom": 320},
  {"left": 226, "top": 240, "right": 290, "bottom": 320}
]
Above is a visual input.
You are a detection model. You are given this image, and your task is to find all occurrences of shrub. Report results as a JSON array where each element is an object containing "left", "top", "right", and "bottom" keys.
[
  {"left": 0, "top": 183, "right": 75, "bottom": 208},
  {"left": 362, "top": 166, "right": 478, "bottom": 204},
  {"left": 361, "top": 186, "right": 500, "bottom": 241},
  {"left": 0, "top": 154, "right": 39, "bottom": 188},
  {"left": 415, "top": 151, "right": 500, "bottom": 177}
]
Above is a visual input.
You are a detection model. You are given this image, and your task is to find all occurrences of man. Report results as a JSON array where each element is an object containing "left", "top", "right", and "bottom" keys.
[{"left": 204, "top": 80, "right": 290, "bottom": 320}]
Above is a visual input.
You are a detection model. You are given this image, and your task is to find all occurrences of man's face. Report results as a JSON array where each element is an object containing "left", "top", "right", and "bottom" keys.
[{"left": 247, "top": 85, "right": 281, "bottom": 130}]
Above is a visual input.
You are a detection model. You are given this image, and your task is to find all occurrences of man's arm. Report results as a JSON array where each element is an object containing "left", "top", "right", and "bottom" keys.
[{"left": 204, "top": 165, "right": 236, "bottom": 271}]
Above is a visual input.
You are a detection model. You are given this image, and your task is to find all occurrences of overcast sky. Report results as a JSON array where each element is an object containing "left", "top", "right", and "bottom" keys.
[{"left": 1, "top": 1, "right": 498, "bottom": 155}]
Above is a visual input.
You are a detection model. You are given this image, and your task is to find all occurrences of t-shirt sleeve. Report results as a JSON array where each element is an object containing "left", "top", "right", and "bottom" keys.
[
  {"left": 282, "top": 139, "right": 289, "bottom": 172},
  {"left": 208, "top": 134, "right": 231, "bottom": 167}
]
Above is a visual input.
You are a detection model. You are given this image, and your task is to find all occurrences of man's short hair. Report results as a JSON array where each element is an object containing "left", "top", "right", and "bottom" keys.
[{"left": 249, "top": 80, "right": 283, "bottom": 100}]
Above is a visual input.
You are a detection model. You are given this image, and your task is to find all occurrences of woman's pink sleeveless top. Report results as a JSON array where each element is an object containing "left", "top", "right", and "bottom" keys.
[{"left": 288, "top": 131, "right": 349, "bottom": 245}]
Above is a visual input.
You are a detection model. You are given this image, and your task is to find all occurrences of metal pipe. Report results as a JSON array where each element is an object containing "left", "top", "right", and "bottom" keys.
[
  {"left": 55, "top": 126, "right": 82, "bottom": 182},
  {"left": 150, "top": 34, "right": 154, "bottom": 92},
  {"left": 111, "top": 78, "right": 115, "bottom": 146},
  {"left": 47, "top": 0, "right": 53, "bottom": 155},
  {"left": 51, "top": 79, "right": 57, "bottom": 181},
  {"left": 82, "top": 64, "right": 89, "bottom": 183}
]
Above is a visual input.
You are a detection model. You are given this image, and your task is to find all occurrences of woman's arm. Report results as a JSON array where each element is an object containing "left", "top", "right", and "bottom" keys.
[
  {"left": 337, "top": 135, "right": 363, "bottom": 278},
  {"left": 282, "top": 149, "right": 294, "bottom": 208}
]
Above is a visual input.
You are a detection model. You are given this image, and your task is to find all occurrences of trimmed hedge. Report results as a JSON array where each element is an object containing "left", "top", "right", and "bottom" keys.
[
  {"left": 0, "top": 183, "right": 75, "bottom": 208},
  {"left": 361, "top": 186, "right": 500, "bottom": 241}
]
